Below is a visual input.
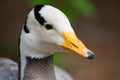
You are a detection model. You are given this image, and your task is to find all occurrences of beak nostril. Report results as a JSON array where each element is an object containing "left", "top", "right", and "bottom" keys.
[
  {"left": 71, "top": 42, "right": 79, "bottom": 49},
  {"left": 87, "top": 51, "right": 94, "bottom": 59}
]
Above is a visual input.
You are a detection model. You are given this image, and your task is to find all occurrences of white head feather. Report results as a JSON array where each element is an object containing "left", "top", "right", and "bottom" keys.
[{"left": 20, "top": 5, "right": 74, "bottom": 59}]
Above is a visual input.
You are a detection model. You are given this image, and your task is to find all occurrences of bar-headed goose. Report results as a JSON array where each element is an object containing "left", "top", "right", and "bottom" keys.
[{"left": 0, "top": 5, "right": 94, "bottom": 80}]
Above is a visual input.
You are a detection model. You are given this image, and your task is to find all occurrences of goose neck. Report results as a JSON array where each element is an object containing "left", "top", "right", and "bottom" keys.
[{"left": 19, "top": 55, "right": 56, "bottom": 80}]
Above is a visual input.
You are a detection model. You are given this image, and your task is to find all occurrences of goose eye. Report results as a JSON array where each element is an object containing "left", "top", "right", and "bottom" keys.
[{"left": 45, "top": 24, "right": 53, "bottom": 30}]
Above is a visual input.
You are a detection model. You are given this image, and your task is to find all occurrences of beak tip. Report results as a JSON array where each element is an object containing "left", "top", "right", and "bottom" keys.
[{"left": 87, "top": 51, "right": 94, "bottom": 59}]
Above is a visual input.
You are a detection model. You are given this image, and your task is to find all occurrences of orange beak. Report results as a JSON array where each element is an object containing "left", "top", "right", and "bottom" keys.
[{"left": 60, "top": 31, "right": 94, "bottom": 59}]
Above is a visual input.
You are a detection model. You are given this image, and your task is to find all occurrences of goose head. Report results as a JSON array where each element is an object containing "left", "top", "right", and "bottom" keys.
[{"left": 20, "top": 5, "right": 94, "bottom": 59}]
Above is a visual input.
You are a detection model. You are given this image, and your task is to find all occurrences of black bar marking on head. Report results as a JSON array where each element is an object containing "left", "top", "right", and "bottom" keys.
[
  {"left": 34, "top": 5, "right": 47, "bottom": 25},
  {"left": 24, "top": 17, "right": 30, "bottom": 33}
]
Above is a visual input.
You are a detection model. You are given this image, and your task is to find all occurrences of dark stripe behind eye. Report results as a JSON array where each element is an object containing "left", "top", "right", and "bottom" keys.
[
  {"left": 34, "top": 5, "right": 47, "bottom": 25},
  {"left": 24, "top": 17, "right": 30, "bottom": 33}
]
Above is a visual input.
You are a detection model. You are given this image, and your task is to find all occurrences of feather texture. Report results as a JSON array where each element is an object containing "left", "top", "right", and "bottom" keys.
[{"left": 0, "top": 58, "right": 73, "bottom": 80}]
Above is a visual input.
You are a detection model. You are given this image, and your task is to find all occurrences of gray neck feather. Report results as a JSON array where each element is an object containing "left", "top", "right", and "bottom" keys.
[{"left": 20, "top": 55, "right": 56, "bottom": 80}]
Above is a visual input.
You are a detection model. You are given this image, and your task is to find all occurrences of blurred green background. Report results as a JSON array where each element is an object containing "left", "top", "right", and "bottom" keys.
[{"left": 0, "top": 0, "right": 120, "bottom": 80}]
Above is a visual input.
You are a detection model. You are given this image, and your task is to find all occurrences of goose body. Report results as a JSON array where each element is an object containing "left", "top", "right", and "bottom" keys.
[
  {"left": 0, "top": 58, "right": 72, "bottom": 80},
  {"left": 0, "top": 5, "right": 94, "bottom": 80}
]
